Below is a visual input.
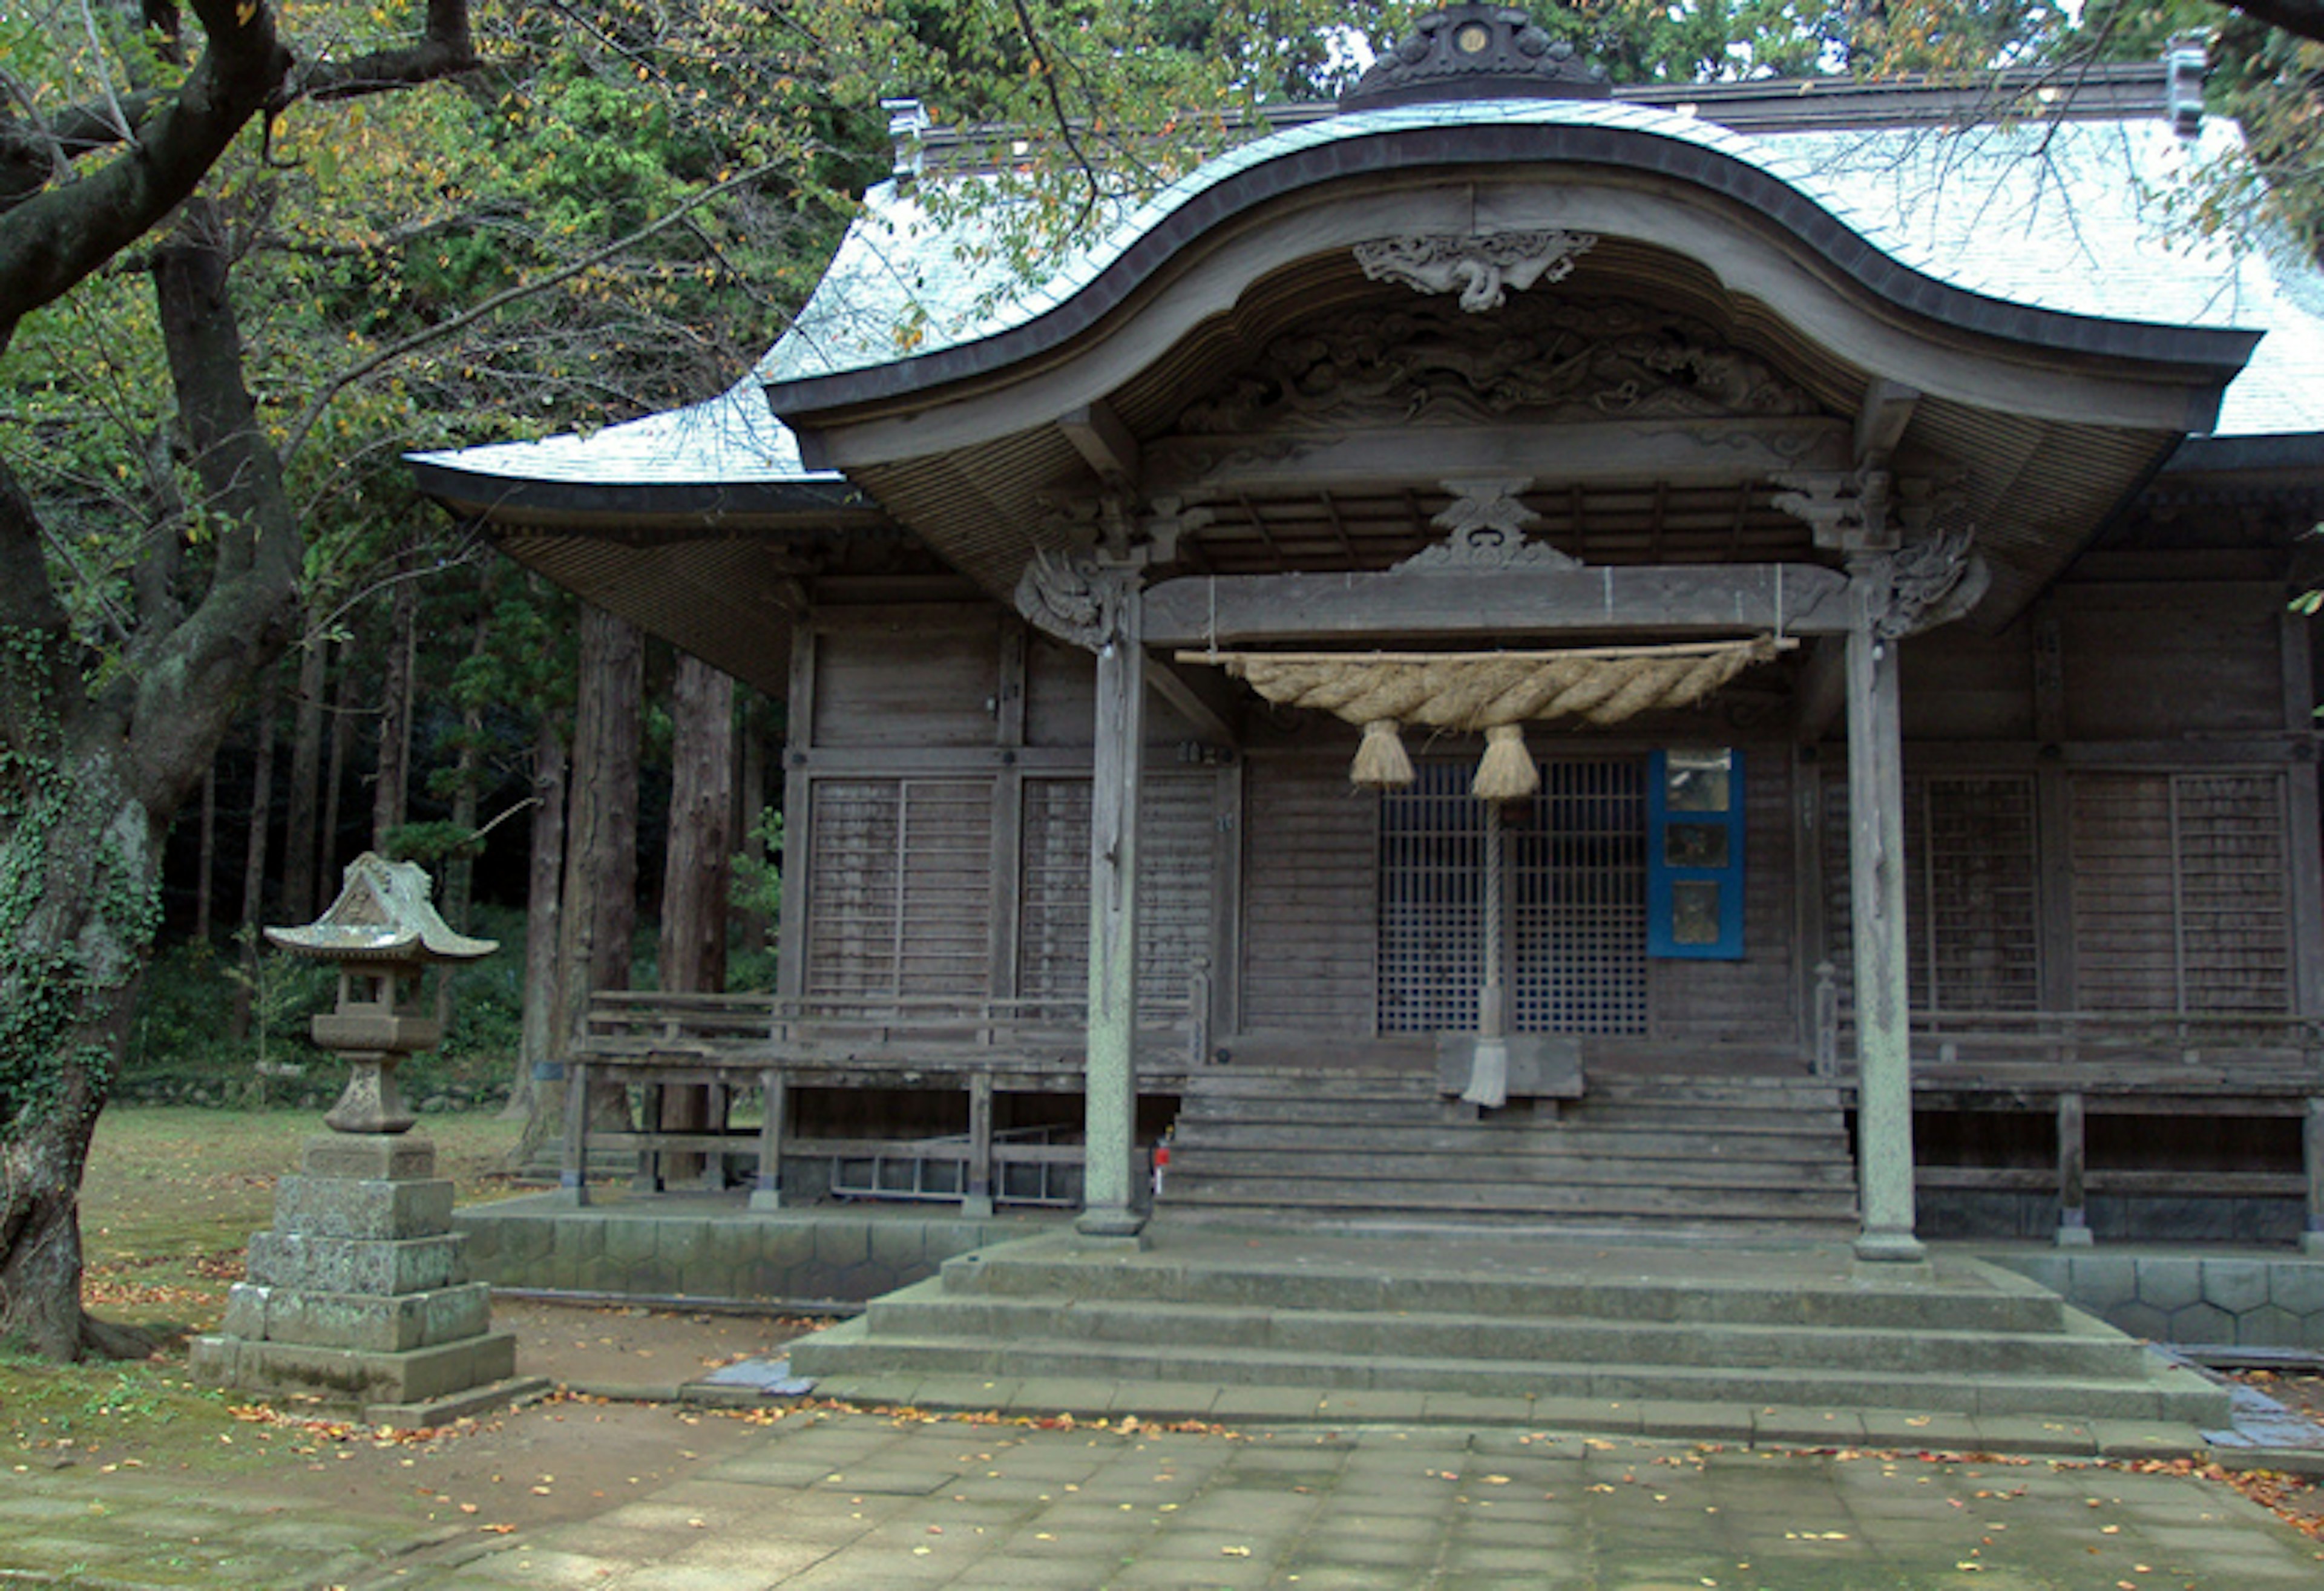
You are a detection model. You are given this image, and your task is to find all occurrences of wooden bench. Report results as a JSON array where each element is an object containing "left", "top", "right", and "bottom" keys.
[
  {"left": 556, "top": 988, "right": 1207, "bottom": 1213},
  {"left": 1820, "top": 995, "right": 2324, "bottom": 1246}
]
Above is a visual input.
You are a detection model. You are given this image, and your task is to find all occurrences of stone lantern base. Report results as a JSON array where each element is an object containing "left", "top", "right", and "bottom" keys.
[{"left": 191, "top": 1133, "right": 540, "bottom": 1425}]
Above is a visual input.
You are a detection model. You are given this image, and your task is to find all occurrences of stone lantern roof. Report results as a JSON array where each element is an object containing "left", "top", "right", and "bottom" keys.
[{"left": 264, "top": 852, "right": 496, "bottom": 965}]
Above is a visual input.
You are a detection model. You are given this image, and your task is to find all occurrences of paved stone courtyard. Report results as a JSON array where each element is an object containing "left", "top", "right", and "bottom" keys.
[{"left": 10, "top": 1405, "right": 2322, "bottom": 1589}]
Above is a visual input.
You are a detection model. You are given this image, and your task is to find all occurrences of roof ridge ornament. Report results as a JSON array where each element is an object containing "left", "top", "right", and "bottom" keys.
[{"left": 1341, "top": 5, "right": 1611, "bottom": 113}]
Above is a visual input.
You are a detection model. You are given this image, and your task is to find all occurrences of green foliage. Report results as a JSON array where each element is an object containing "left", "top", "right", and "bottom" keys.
[
  {"left": 123, "top": 903, "right": 536, "bottom": 1109},
  {"left": 730, "top": 805, "right": 785, "bottom": 927}
]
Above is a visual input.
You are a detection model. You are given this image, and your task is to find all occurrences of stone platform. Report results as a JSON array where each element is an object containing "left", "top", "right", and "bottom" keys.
[
  {"left": 453, "top": 1191, "right": 1048, "bottom": 1308},
  {"left": 192, "top": 1132, "right": 535, "bottom": 1422}
]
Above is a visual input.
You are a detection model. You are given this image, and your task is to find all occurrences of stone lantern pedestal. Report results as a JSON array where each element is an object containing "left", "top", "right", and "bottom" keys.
[{"left": 190, "top": 855, "right": 542, "bottom": 1425}]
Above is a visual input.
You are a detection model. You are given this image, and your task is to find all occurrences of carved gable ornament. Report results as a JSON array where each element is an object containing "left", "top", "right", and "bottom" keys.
[
  {"left": 1355, "top": 231, "right": 1597, "bottom": 313},
  {"left": 1172, "top": 296, "right": 1819, "bottom": 436}
]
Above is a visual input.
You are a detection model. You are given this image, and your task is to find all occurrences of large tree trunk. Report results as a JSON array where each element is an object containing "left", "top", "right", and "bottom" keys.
[
  {"left": 0, "top": 748, "right": 169, "bottom": 1361},
  {"left": 229, "top": 671, "right": 277, "bottom": 1042},
  {"left": 519, "top": 605, "right": 640, "bottom": 1172},
  {"left": 194, "top": 759, "right": 218, "bottom": 943},
  {"left": 1, "top": 211, "right": 302, "bottom": 1358},
  {"left": 655, "top": 654, "right": 734, "bottom": 1179},
  {"left": 279, "top": 638, "right": 328, "bottom": 922},
  {"left": 319, "top": 639, "right": 352, "bottom": 895},
  {"left": 371, "top": 563, "right": 417, "bottom": 849},
  {"left": 444, "top": 610, "right": 488, "bottom": 931},
  {"left": 734, "top": 691, "right": 771, "bottom": 957},
  {"left": 505, "top": 718, "right": 566, "bottom": 1126}
]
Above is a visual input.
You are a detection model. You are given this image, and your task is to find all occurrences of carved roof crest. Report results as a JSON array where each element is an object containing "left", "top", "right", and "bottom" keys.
[
  {"left": 1341, "top": 4, "right": 1610, "bottom": 111},
  {"left": 1172, "top": 296, "right": 1819, "bottom": 436}
]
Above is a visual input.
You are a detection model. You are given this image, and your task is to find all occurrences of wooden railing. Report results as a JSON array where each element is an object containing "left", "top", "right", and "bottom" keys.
[
  {"left": 1814, "top": 980, "right": 2324, "bottom": 1243},
  {"left": 554, "top": 976, "right": 1209, "bottom": 1212}
]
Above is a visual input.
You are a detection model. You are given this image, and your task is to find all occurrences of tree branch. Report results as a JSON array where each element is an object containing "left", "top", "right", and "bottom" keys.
[
  {"left": 277, "top": 159, "right": 782, "bottom": 466},
  {"left": 125, "top": 202, "right": 304, "bottom": 812},
  {"left": 0, "top": 0, "right": 288, "bottom": 355},
  {"left": 289, "top": 0, "right": 474, "bottom": 104},
  {"left": 2224, "top": 1, "right": 2324, "bottom": 47}
]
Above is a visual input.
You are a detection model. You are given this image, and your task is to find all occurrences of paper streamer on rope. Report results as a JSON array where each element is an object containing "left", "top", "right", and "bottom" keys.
[{"left": 1183, "top": 637, "right": 1788, "bottom": 795}]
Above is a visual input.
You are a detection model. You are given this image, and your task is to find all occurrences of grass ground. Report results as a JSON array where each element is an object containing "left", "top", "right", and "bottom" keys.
[{"left": 6, "top": 1106, "right": 532, "bottom": 1479}]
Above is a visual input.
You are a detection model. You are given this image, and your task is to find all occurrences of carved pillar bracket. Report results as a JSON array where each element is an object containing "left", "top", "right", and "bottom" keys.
[
  {"left": 1354, "top": 230, "right": 1597, "bottom": 313},
  {"left": 1772, "top": 468, "right": 1894, "bottom": 552},
  {"left": 1015, "top": 549, "right": 1144, "bottom": 652},
  {"left": 1015, "top": 494, "right": 1201, "bottom": 652},
  {"left": 1846, "top": 525, "right": 1988, "bottom": 644}
]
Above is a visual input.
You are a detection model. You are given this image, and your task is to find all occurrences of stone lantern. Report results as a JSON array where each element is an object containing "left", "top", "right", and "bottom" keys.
[
  {"left": 266, "top": 850, "right": 496, "bottom": 1133},
  {"left": 191, "top": 854, "right": 540, "bottom": 1425}
]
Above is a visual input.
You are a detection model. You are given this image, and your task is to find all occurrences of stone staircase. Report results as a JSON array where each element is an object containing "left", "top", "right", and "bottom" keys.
[
  {"left": 789, "top": 1227, "right": 2231, "bottom": 1429},
  {"left": 1155, "top": 1070, "right": 1859, "bottom": 1239}
]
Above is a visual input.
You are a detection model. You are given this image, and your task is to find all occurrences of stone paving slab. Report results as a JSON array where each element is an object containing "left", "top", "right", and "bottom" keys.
[
  {"left": 11, "top": 1404, "right": 2324, "bottom": 1589},
  {"left": 397, "top": 1408, "right": 2324, "bottom": 1589}
]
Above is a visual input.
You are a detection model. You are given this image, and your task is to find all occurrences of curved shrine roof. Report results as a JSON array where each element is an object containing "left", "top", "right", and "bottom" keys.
[{"left": 413, "top": 84, "right": 2324, "bottom": 500}]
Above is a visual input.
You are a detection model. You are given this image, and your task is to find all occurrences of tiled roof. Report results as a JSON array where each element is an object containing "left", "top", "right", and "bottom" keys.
[
  {"left": 760, "top": 98, "right": 2324, "bottom": 439},
  {"left": 404, "top": 379, "right": 836, "bottom": 487},
  {"left": 419, "top": 91, "right": 2324, "bottom": 491}
]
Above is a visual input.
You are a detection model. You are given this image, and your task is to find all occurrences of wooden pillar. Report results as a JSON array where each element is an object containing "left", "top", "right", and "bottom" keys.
[
  {"left": 965, "top": 1073, "right": 996, "bottom": 1218},
  {"left": 1080, "top": 572, "right": 1147, "bottom": 1240},
  {"left": 2303, "top": 1096, "right": 2324, "bottom": 1256},
  {"left": 1846, "top": 573, "right": 1924, "bottom": 1262},
  {"left": 2055, "top": 1090, "right": 2092, "bottom": 1247},
  {"left": 558, "top": 1059, "right": 592, "bottom": 1208},
  {"left": 749, "top": 1071, "right": 787, "bottom": 1212}
]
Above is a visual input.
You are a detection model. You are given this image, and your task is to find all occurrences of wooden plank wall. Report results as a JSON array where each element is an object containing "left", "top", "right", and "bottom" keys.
[
  {"left": 1241, "top": 749, "right": 1379, "bottom": 1037},
  {"left": 1830, "top": 575, "right": 2303, "bottom": 1019},
  {"left": 790, "top": 600, "right": 1220, "bottom": 1019}
]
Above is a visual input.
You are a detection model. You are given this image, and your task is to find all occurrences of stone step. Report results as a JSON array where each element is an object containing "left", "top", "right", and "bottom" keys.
[
  {"left": 863, "top": 1290, "right": 2151, "bottom": 1380},
  {"left": 1158, "top": 1176, "right": 1862, "bottom": 1223},
  {"left": 940, "top": 1246, "right": 2068, "bottom": 1334},
  {"left": 789, "top": 1322, "right": 2228, "bottom": 1426}
]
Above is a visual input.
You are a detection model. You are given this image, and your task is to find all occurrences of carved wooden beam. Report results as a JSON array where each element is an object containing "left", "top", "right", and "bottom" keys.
[
  {"left": 1854, "top": 378, "right": 1920, "bottom": 470},
  {"left": 1143, "top": 562, "right": 1852, "bottom": 648},
  {"left": 1059, "top": 401, "right": 1141, "bottom": 488},
  {"left": 1144, "top": 419, "right": 1851, "bottom": 499}
]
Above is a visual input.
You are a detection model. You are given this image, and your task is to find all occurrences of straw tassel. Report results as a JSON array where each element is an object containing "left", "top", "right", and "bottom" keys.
[
  {"left": 1350, "top": 719, "right": 1416, "bottom": 790},
  {"left": 1471, "top": 723, "right": 1539, "bottom": 801}
]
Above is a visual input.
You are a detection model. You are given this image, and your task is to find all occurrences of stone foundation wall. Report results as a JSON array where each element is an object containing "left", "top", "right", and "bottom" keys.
[
  {"left": 1991, "top": 1250, "right": 2324, "bottom": 1350},
  {"left": 454, "top": 1196, "right": 1049, "bottom": 1308}
]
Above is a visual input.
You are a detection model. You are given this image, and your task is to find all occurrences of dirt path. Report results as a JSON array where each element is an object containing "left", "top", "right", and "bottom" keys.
[{"left": 206, "top": 1301, "right": 834, "bottom": 1540}]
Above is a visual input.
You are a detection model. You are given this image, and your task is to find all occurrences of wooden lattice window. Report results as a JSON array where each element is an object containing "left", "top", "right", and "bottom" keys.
[
  {"left": 2071, "top": 771, "right": 2288, "bottom": 1014},
  {"left": 803, "top": 778, "right": 993, "bottom": 997},
  {"left": 1914, "top": 775, "right": 2041, "bottom": 1012},
  {"left": 1017, "top": 771, "right": 1220, "bottom": 1015},
  {"left": 1515, "top": 759, "right": 1648, "bottom": 1034},
  {"left": 1379, "top": 759, "right": 1647, "bottom": 1037},
  {"left": 1823, "top": 773, "right": 2042, "bottom": 1013}
]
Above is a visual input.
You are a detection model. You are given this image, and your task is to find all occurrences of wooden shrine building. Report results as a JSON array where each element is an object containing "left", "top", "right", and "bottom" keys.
[{"left": 412, "top": 10, "right": 2324, "bottom": 1257}]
